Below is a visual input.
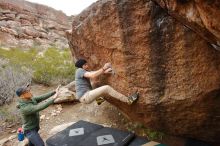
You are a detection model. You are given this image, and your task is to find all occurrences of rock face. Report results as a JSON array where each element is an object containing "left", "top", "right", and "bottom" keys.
[
  {"left": 54, "top": 82, "right": 77, "bottom": 104},
  {"left": 0, "top": 0, "right": 72, "bottom": 49},
  {"left": 67, "top": 0, "right": 220, "bottom": 143},
  {"left": 153, "top": 0, "right": 220, "bottom": 50}
]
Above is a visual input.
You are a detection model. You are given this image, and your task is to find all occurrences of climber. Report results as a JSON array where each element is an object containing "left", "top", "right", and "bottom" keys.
[
  {"left": 16, "top": 84, "right": 61, "bottom": 146},
  {"left": 74, "top": 59, "right": 139, "bottom": 104}
]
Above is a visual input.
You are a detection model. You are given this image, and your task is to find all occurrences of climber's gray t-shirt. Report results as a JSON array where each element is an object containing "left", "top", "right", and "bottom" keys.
[{"left": 75, "top": 68, "right": 92, "bottom": 99}]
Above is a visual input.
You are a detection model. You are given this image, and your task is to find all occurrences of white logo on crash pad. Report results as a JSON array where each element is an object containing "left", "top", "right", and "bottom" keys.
[
  {"left": 97, "top": 135, "right": 115, "bottom": 145},
  {"left": 69, "top": 128, "right": 84, "bottom": 136}
]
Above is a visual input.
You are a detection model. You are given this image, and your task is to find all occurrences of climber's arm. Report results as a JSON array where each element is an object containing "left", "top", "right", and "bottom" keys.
[
  {"left": 84, "top": 63, "right": 111, "bottom": 79},
  {"left": 84, "top": 69, "right": 104, "bottom": 79}
]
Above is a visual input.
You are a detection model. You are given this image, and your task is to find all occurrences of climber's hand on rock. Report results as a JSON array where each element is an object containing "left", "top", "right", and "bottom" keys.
[
  {"left": 103, "top": 62, "right": 111, "bottom": 70},
  {"left": 104, "top": 68, "right": 113, "bottom": 74}
]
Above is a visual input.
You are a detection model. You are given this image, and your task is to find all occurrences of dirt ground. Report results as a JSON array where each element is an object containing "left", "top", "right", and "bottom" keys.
[
  {"left": 0, "top": 84, "right": 186, "bottom": 146},
  {"left": 0, "top": 85, "right": 137, "bottom": 146}
]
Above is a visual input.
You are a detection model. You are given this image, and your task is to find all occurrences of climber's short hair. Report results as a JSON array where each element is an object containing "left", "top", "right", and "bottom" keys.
[{"left": 75, "top": 59, "right": 87, "bottom": 68}]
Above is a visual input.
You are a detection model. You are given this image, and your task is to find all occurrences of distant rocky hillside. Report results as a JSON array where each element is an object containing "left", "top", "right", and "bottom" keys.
[{"left": 0, "top": 0, "right": 73, "bottom": 50}]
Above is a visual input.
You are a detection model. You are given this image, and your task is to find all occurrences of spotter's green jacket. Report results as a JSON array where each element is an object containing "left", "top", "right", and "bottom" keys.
[{"left": 18, "top": 91, "right": 55, "bottom": 131}]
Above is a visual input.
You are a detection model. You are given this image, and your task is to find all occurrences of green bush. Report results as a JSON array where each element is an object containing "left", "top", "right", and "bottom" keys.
[
  {"left": 0, "top": 47, "right": 75, "bottom": 86},
  {"left": 0, "top": 104, "right": 21, "bottom": 123},
  {"left": 0, "top": 63, "right": 32, "bottom": 105},
  {"left": 124, "top": 121, "right": 165, "bottom": 141},
  {"left": 32, "top": 48, "right": 75, "bottom": 85},
  {"left": 145, "top": 129, "right": 164, "bottom": 140}
]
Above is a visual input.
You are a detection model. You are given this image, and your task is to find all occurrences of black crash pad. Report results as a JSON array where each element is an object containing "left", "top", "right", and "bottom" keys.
[
  {"left": 46, "top": 120, "right": 103, "bottom": 146},
  {"left": 46, "top": 120, "right": 153, "bottom": 146}
]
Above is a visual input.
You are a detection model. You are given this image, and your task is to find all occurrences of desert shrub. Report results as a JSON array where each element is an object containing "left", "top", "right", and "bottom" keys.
[
  {"left": 0, "top": 47, "right": 75, "bottom": 86},
  {"left": 0, "top": 60, "right": 31, "bottom": 105},
  {"left": 0, "top": 103, "right": 21, "bottom": 124},
  {"left": 0, "top": 48, "right": 37, "bottom": 67},
  {"left": 125, "top": 121, "right": 165, "bottom": 141},
  {"left": 32, "top": 48, "right": 75, "bottom": 85}
]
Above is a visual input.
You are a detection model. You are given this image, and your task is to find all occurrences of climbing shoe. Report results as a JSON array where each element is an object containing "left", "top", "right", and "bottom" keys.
[
  {"left": 128, "top": 92, "right": 139, "bottom": 104},
  {"left": 96, "top": 97, "right": 105, "bottom": 105}
]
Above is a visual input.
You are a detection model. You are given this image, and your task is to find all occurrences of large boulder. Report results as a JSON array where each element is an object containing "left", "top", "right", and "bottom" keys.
[
  {"left": 153, "top": 0, "right": 220, "bottom": 50},
  {"left": 54, "top": 87, "right": 76, "bottom": 104},
  {"left": 67, "top": 0, "right": 220, "bottom": 143},
  {"left": 54, "top": 81, "right": 77, "bottom": 103}
]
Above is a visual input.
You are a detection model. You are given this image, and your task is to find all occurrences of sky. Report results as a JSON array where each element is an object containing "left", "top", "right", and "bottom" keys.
[{"left": 26, "top": 0, "right": 98, "bottom": 16}]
